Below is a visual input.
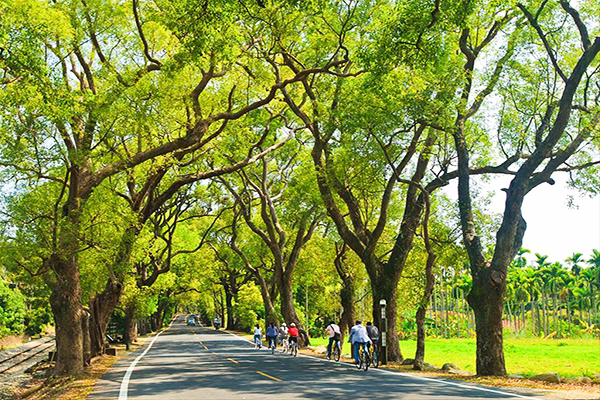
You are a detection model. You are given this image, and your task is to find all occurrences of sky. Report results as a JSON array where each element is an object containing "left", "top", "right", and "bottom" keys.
[
  {"left": 517, "top": 176, "right": 599, "bottom": 264},
  {"left": 449, "top": 174, "right": 600, "bottom": 265}
]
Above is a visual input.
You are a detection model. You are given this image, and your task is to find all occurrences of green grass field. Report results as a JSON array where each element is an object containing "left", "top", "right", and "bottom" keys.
[{"left": 309, "top": 337, "right": 600, "bottom": 377}]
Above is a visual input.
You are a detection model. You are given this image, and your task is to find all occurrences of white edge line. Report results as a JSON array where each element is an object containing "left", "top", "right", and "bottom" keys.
[
  {"left": 222, "top": 329, "right": 543, "bottom": 400},
  {"left": 118, "top": 317, "right": 176, "bottom": 400}
]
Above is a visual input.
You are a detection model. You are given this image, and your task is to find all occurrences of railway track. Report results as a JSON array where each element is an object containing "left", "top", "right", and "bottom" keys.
[{"left": 0, "top": 338, "right": 55, "bottom": 374}]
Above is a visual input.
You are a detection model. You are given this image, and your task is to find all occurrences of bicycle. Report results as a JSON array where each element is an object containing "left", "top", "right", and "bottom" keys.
[
  {"left": 280, "top": 336, "right": 289, "bottom": 353},
  {"left": 254, "top": 335, "right": 262, "bottom": 349},
  {"left": 268, "top": 337, "right": 276, "bottom": 354},
  {"left": 356, "top": 343, "right": 370, "bottom": 371},
  {"left": 288, "top": 339, "right": 298, "bottom": 357},
  {"left": 370, "top": 342, "right": 379, "bottom": 368},
  {"left": 332, "top": 340, "right": 341, "bottom": 362}
]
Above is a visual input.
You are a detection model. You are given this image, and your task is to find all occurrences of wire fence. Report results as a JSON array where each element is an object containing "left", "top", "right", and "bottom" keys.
[{"left": 424, "top": 293, "right": 600, "bottom": 338}]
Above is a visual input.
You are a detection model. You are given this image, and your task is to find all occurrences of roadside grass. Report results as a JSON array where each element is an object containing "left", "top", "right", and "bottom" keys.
[
  {"left": 398, "top": 338, "right": 600, "bottom": 378},
  {"left": 309, "top": 337, "right": 599, "bottom": 377}
]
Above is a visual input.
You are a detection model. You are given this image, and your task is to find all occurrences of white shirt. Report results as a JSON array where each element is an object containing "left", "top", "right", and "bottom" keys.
[
  {"left": 349, "top": 324, "right": 371, "bottom": 344},
  {"left": 254, "top": 327, "right": 262, "bottom": 335}
]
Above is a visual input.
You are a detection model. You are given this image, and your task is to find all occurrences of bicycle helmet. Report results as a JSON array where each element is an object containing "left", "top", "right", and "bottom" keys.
[{"left": 290, "top": 323, "right": 296, "bottom": 327}]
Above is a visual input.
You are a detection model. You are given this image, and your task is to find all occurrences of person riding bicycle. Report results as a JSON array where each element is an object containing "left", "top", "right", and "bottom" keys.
[
  {"left": 266, "top": 322, "right": 278, "bottom": 350},
  {"left": 253, "top": 323, "right": 262, "bottom": 349},
  {"left": 278, "top": 322, "right": 288, "bottom": 346},
  {"left": 366, "top": 321, "right": 379, "bottom": 355},
  {"left": 288, "top": 322, "right": 299, "bottom": 348},
  {"left": 349, "top": 320, "right": 371, "bottom": 364},
  {"left": 325, "top": 321, "right": 341, "bottom": 360}
]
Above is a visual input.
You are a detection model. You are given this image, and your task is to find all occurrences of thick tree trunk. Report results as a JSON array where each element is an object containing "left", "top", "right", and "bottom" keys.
[
  {"left": 124, "top": 305, "right": 138, "bottom": 346},
  {"left": 280, "top": 279, "right": 310, "bottom": 346},
  {"left": 339, "top": 276, "right": 355, "bottom": 339},
  {"left": 48, "top": 255, "right": 84, "bottom": 375},
  {"left": 89, "top": 280, "right": 124, "bottom": 358},
  {"left": 372, "top": 282, "right": 402, "bottom": 362},
  {"left": 467, "top": 269, "right": 507, "bottom": 376},
  {"left": 224, "top": 285, "right": 235, "bottom": 330},
  {"left": 254, "top": 272, "right": 278, "bottom": 325}
]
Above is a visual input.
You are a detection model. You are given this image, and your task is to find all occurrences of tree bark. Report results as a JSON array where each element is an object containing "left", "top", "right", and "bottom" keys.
[
  {"left": 280, "top": 276, "right": 310, "bottom": 346},
  {"left": 467, "top": 268, "right": 507, "bottom": 375},
  {"left": 371, "top": 279, "right": 402, "bottom": 361},
  {"left": 89, "top": 280, "right": 124, "bottom": 358},
  {"left": 124, "top": 305, "right": 138, "bottom": 346},
  {"left": 414, "top": 238, "right": 436, "bottom": 369},
  {"left": 48, "top": 255, "right": 84, "bottom": 375},
  {"left": 339, "top": 276, "right": 355, "bottom": 338}
]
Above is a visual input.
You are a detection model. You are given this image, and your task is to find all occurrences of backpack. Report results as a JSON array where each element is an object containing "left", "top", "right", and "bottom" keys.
[{"left": 368, "top": 325, "right": 379, "bottom": 339}]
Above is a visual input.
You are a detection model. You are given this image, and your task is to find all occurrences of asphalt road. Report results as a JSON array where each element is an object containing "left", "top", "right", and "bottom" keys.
[{"left": 90, "top": 315, "right": 545, "bottom": 400}]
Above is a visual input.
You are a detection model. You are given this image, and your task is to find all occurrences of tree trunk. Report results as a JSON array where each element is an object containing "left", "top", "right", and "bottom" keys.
[
  {"left": 534, "top": 301, "right": 542, "bottom": 336},
  {"left": 48, "top": 255, "right": 84, "bottom": 375},
  {"left": 339, "top": 276, "right": 355, "bottom": 339},
  {"left": 254, "top": 271, "right": 278, "bottom": 325},
  {"left": 467, "top": 269, "right": 507, "bottom": 376},
  {"left": 414, "top": 249, "right": 436, "bottom": 370},
  {"left": 372, "top": 281, "right": 402, "bottom": 362},
  {"left": 124, "top": 304, "right": 138, "bottom": 347},
  {"left": 280, "top": 278, "right": 310, "bottom": 346},
  {"left": 89, "top": 280, "right": 124, "bottom": 358},
  {"left": 224, "top": 284, "right": 235, "bottom": 330},
  {"left": 81, "top": 309, "right": 91, "bottom": 366},
  {"left": 566, "top": 298, "right": 572, "bottom": 337}
]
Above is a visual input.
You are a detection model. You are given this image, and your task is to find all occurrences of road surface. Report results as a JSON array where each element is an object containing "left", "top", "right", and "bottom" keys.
[{"left": 90, "top": 315, "right": 544, "bottom": 399}]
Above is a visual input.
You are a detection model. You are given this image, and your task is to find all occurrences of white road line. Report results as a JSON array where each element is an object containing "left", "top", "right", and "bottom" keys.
[
  {"left": 118, "top": 317, "right": 176, "bottom": 400},
  {"left": 222, "top": 329, "right": 543, "bottom": 400}
]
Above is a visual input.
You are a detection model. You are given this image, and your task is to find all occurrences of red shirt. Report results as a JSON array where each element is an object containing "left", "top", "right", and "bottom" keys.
[{"left": 288, "top": 327, "right": 299, "bottom": 337}]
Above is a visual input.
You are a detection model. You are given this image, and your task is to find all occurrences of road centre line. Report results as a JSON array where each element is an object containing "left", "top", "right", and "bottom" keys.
[
  {"left": 227, "top": 358, "right": 239, "bottom": 364},
  {"left": 119, "top": 318, "right": 176, "bottom": 400},
  {"left": 203, "top": 345, "right": 209, "bottom": 350},
  {"left": 222, "top": 329, "right": 541, "bottom": 400},
  {"left": 256, "top": 371, "right": 282, "bottom": 382}
]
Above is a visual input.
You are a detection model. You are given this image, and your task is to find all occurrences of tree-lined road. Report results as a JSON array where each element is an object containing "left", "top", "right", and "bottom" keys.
[{"left": 90, "top": 316, "right": 544, "bottom": 399}]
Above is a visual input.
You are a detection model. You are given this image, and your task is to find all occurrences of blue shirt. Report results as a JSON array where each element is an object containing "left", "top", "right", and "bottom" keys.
[{"left": 266, "top": 326, "right": 278, "bottom": 337}]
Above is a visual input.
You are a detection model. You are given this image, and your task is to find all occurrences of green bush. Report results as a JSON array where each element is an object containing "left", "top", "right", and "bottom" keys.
[
  {"left": 0, "top": 280, "right": 26, "bottom": 338},
  {"left": 235, "top": 283, "right": 264, "bottom": 331}
]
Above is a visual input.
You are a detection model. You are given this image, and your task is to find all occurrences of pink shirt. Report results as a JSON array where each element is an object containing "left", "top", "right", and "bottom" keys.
[{"left": 326, "top": 324, "right": 341, "bottom": 338}]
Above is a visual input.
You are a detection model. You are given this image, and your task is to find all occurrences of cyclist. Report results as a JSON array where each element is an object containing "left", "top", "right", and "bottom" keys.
[
  {"left": 288, "top": 322, "right": 299, "bottom": 352},
  {"left": 253, "top": 323, "right": 262, "bottom": 349},
  {"left": 325, "top": 321, "right": 341, "bottom": 360},
  {"left": 366, "top": 321, "right": 379, "bottom": 356},
  {"left": 349, "top": 320, "right": 371, "bottom": 365},
  {"left": 278, "top": 322, "right": 288, "bottom": 348},
  {"left": 266, "top": 322, "right": 278, "bottom": 350}
]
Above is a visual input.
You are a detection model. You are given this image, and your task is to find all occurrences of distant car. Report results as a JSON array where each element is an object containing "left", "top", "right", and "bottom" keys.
[{"left": 187, "top": 316, "right": 196, "bottom": 326}]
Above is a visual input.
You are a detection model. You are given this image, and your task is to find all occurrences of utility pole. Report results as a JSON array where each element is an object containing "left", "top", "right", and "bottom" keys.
[{"left": 380, "top": 299, "right": 387, "bottom": 365}]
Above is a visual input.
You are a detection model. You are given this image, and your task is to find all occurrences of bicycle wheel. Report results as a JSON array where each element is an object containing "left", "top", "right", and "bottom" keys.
[
  {"left": 333, "top": 344, "right": 341, "bottom": 362},
  {"left": 356, "top": 347, "right": 363, "bottom": 369},
  {"left": 293, "top": 343, "right": 298, "bottom": 357},
  {"left": 371, "top": 345, "right": 379, "bottom": 368},
  {"left": 362, "top": 348, "right": 370, "bottom": 371}
]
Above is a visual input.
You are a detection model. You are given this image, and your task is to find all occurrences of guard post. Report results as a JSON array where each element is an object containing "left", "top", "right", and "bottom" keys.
[{"left": 379, "top": 298, "right": 387, "bottom": 365}]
